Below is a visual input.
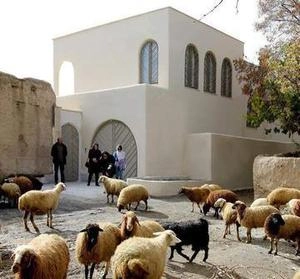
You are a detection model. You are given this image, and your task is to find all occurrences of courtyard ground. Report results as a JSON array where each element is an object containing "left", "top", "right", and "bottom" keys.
[{"left": 0, "top": 182, "right": 299, "bottom": 279}]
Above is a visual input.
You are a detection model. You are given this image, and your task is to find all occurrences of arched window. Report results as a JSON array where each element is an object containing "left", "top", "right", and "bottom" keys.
[
  {"left": 185, "top": 44, "right": 199, "bottom": 89},
  {"left": 203, "top": 51, "right": 216, "bottom": 93},
  {"left": 59, "top": 61, "right": 74, "bottom": 96},
  {"left": 140, "top": 40, "right": 158, "bottom": 84},
  {"left": 221, "top": 58, "right": 232, "bottom": 97}
]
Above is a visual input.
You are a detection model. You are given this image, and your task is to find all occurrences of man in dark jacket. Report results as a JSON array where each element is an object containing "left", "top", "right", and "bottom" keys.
[{"left": 51, "top": 137, "right": 67, "bottom": 184}]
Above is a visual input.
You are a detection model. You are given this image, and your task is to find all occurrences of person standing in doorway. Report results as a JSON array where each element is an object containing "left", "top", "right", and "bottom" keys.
[
  {"left": 113, "top": 144, "right": 126, "bottom": 180},
  {"left": 51, "top": 137, "right": 67, "bottom": 184},
  {"left": 87, "top": 143, "right": 101, "bottom": 186}
]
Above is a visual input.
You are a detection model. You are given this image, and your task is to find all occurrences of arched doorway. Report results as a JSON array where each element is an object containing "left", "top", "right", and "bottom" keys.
[
  {"left": 62, "top": 123, "right": 79, "bottom": 181},
  {"left": 93, "top": 120, "right": 137, "bottom": 179}
]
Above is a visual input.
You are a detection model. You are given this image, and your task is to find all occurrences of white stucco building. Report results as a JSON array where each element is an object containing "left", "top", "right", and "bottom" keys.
[{"left": 53, "top": 7, "right": 294, "bottom": 191}]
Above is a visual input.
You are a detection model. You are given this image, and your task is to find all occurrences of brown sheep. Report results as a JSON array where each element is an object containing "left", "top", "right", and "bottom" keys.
[
  {"left": 76, "top": 223, "right": 122, "bottom": 279},
  {"left": 203, "top": 189, "right": 238, "bottom": 218},
  {"left": 8, "top": 176, "right": 33, "bottom": 194},
  {"left": 179, "top": 187, "right": 210, "bottom": 213},
  {"left": 11, "top": 233, "right": 69, "bottom": 279},
  {"left": 234, "top": 200, "right": 279, "bottom": 243},
  {"left": 264, "top": 213, "right": 300, "bottom": 255},
  {"left": 267, "top": 187, "right": 300, "bottom": 209},
  {"left": 288, "top": 199, "right": 300, "bottom": 217},
  {"left": 120, "top": 211, "right": 164, "bottom": 240}
]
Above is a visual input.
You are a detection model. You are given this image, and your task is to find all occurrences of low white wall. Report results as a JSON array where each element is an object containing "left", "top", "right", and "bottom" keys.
[
  {"left": 127, "top": 177, "right": 205, "bottom": 197},
  {"left": 184, "top": 133, "right": 295, "bottom": 190}
]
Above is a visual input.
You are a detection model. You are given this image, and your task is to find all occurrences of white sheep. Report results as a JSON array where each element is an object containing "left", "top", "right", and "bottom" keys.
[
  {"left": 0, "top": 182, "right": 21, "bottom": 207},
  {"left": 18, "top": 182, "right": 66, "bottom": 233},
  {"left": 264, "top": 213, "right": 300, "bottom": 255},
  {"left": 267, "top": 187, "right": 300, "bottom": 209},
  {"left": 287, "top": 199, "right": 300, "bottom": 217},
  {"left": 117, "top": 184, "right": 149, "bottom": 212},
  {"left": 11, "top": 233, "right": 69, "bottom": 279},
  {"left": 120, "top": 211, "right": 164, "bottom": 240},
  {"left": 293, "top": 270, "right": 300, "bottom": 279},
  {"left": 250, "top": 197, "right": 268, "bottom": 207},
  {"left": 98, "top": 175, "right": 128, "bottom": 203},
  {"left": 75, "top": 222, "right": 122, "bottom": 279},
  {"left": 214, "top": 198, "right": 238, "bottom": 239},
  {"left": 200, "top": 183, "right": 222, "bottom": 192},
  {"left": 111, "top": 230, "right": 181, "bottom": 279},
  {"left": 233, "top": 200, "right": 280, "bottom": 243}
]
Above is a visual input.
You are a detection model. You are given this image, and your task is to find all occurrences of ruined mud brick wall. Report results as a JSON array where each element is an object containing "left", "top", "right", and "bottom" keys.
[
  {"left": 253, "top": 155, "right": 300, "bottom": 198},
  {"left": 0, "top": 72, "right": 56, "bottom": 177}
]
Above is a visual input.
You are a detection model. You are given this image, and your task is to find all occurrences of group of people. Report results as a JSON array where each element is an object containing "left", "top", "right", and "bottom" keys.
[
  {"left": 86, "top": 143, "right": 126, "bottom": 186},
  {"left": 51, "top": 137, "right": 126, "bottom": 186}
]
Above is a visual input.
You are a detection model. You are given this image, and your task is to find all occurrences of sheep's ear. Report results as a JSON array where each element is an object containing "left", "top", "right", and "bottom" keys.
[
  {"left": 153, "top": 231, "right": 162, "bottom": 236},
  {"left": 134, "top": 216, "right": 141, "bottom": 226},
  {"left": 98, "top": 227, "right": 104, "bottom": 232},
  {"left": 80, "top": 228, "right": 87, "bottom": 233}
]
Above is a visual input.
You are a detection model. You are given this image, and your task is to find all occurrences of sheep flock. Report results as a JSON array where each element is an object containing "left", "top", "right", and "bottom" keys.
[{"left": 1, "top": 178, "right": 300, "bottom": 279}]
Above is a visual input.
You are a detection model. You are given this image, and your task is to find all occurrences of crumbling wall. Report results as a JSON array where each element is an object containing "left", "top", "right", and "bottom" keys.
[
  {"left": 0, "top": 72, "right": 56, "bottom": 176},
  {"left": 253, "top": 155, "right": 300, "bottom": 198}
]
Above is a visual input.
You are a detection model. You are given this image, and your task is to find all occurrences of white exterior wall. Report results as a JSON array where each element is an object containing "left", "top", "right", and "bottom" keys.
[
  {"left": 184, "top": 133, "right": 295, "bottom": 189},
  {"left": 53, "top": 7, "right": 295, "bottom": 186},
  {"left": 56, "top": 85, "right": 147, "bottom": 176},
  {"left": 53, "top": 9, "right": 170, "bottom": 94}
]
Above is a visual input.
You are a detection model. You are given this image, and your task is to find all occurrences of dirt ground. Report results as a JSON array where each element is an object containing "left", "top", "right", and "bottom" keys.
[{"left": 0, "top": 182, "right": 299, "bottom": 279}]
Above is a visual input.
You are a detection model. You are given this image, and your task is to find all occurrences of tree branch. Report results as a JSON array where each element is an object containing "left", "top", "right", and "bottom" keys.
[
  {"left": 200, "top": 0, "right": 224, "bottom": 20},
  {"left": 281, "top": 3, "right": 300, "bottom": 25}
]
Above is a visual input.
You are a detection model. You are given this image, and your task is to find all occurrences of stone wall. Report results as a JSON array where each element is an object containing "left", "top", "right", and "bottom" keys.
[
  {"left": 0, "top": 71, "right": 56, "bottom": 177},
  {"left": 253, "top": 155, "right": 300, "bottom": 198}
]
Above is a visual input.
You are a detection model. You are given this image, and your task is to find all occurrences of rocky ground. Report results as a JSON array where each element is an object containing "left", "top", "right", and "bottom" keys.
[{"left": 0, "top": 182, "right": 299, "bottom": 279}]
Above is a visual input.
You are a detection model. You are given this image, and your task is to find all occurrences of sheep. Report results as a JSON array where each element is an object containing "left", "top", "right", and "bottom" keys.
[
  {"left": 267, "top": 187, "right": 300, "bottom": 209},
  {"left": 200, "top": 183, "right": 222, "bottom": 192},
  {"left": 111, "top": 230, "right": 181, "bottom": 279},
  {"left": 233, "top": 200, "right": 280, "bottom": 243},
  {"left": 120, "top": 211, "right": 164, "bottom": 240},
  {"left": 287, "top": 199, "right": 300, "bottom": 217},
  {"left": 203, "top": 189, "right": 238, "bottom": 218},
  {"left": 178, "top": 186, "right": 210, "bottom": 213},
  {"left": 161, "top": 218, "right": 209, "bottom": 262},
  {"left": 214, "top": 198, "right": 239, "bottom": 239},
  {"left": 250, "top": 197, "right": 268, "bottom": 207},
  {"left": 76, "top": 222, "right": 122, "bottom": 279},
  {"left": 293, "top": 271, "right": 300, "bottom": 279},
  {"left": 11, "top": 233, "right": 69, "bottom": 279},
  {"left": 0, "top": 183, "right": 21, "bottom": 207},
  {"left": 264, "top": 213, "right": 300, "bottom": 256},
  {"left": 19, "top": 174, "right": 43, "bottom": 190},
  {"left": 98, "top": 175, "right": 128, "bottom": 203},
  {"left": 6, "top": 176, "right": 33, "bottom": 194},
  {"left": 18, "top": 182, "right": 66, "bottom": 233},
  {"left": 117, "top": 184, "right": 149, "bottom": 212}
]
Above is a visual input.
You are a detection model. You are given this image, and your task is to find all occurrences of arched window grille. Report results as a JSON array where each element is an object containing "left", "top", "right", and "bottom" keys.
[
  {"left": 203, "top": 51, "right": 216, "bottom": 93},
  {"left": 221, "top": 58, "right": 232, "bottom": 97},
  {"left": 140, "top": 40, "right": 158, "bottom": 84},
  {"left": 185, "top": 44, "right": 199, "bottom": 89}
]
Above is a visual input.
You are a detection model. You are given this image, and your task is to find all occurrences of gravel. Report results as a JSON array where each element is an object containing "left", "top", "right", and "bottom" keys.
[{"left": 0, "top": 182, "right": 299, "bottom": 279}]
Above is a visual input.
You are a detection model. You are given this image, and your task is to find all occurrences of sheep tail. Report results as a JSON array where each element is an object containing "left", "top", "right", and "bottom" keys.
[{"left": 127, "top": 258, "right": 149, "bottom": 279}]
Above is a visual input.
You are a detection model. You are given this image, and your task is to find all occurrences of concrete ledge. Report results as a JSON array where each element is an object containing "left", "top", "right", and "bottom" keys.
[{"left": 127, "top": 177, "right": 205, "bottom": 197}]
